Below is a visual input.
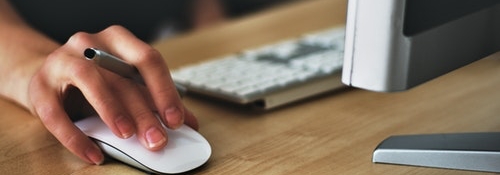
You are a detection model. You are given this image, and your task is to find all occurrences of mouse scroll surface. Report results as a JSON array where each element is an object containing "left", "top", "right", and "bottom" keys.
[{"left": 74, "top": 116, "right": 212, "bottom": 174}]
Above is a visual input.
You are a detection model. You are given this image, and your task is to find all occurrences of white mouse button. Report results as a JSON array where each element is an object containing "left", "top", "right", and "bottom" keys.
[{"left": 75, "top": 116, "right": 211, "bottom": 174}]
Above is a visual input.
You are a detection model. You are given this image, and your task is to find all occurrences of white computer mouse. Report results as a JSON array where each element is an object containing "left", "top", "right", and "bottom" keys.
[{"left": 74, "top": 115, "right": 211, "bottom": 174}]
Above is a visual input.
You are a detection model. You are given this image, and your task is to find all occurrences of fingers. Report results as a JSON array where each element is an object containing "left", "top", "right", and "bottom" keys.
[
  {"left": 96, "top": 25, "right": 187, "bottom": 129},
  {"left": 51, "top": 49, "right": 136, "bottom": 139},
  {"left": 103, "top": 71, "right": 168, "bottom": 150},
  {"left": 66, "top": 27, "right": 180, "bottom": 144},
  {"left": 29, "top": 65, "right": 104, "bottom": 165},
  {"left": 30, "top": 47, "right": 138, "bottom": 164},
  {"left": 72, "top": 67, "right": 137, "bottom": 139}
]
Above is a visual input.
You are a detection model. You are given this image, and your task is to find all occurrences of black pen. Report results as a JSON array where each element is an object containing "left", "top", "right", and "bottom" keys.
[{"left": 83, "top": 48, "right": 186, "bottom": 96}]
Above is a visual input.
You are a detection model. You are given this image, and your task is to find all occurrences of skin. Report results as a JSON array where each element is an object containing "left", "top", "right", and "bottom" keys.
[{"left": 0, "top": 0, "right": 227, "bottom": 165}]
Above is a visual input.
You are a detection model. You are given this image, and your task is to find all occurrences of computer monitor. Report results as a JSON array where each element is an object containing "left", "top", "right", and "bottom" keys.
[
  {"left": 342, "top": 0, "right": 500, "bottom": 92},
  {"left": 341, "top": 0, "right": 500, "bottom": 173}
]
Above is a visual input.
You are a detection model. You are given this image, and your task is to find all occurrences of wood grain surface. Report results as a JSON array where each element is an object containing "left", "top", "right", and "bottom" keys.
[{"left": 2, "top": 0, "right": 500, "bottom": 174}]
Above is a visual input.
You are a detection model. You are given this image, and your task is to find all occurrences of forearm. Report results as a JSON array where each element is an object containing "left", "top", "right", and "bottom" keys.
[{"left": 0, "top": 0, "right": 59, "bottom": 112}]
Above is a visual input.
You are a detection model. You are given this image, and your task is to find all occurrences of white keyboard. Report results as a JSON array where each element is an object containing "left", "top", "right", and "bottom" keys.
[{"left": 171, "top": 27, "right": 346, "bottom": 109}]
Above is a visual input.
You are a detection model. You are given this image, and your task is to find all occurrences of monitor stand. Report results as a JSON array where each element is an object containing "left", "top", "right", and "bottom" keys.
[{"left": 373, "top": 132, "right": 500, "bottom": 173}]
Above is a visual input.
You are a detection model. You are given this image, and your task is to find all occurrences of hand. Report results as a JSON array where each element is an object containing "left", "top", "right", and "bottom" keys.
[{"left": 28, "top": 25, "right": 198, "bottom": 165}]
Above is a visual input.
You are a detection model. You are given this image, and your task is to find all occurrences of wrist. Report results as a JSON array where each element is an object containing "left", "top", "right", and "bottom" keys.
[
  {"left": 0, "top": 28, "right": 59, "bottom": 114},
  {"left": 0, "top": 54, "right": 45, "bottom": 112}
]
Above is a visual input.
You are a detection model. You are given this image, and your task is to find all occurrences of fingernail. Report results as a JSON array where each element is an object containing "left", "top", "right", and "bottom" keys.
[
  {"left": 164, "top": 107, "right": 184, "bottom": 129},
  {"left": 86, "top": 145, "right": 104, "bottom": 165},
  {"left": 115, "top": 116, "right": 134, "bottom": 138},
  {"left": 145, "top": 126, "right": 166, "bottom": 149}
]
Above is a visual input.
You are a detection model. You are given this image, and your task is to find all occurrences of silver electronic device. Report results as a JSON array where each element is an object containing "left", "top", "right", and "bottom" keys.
[{"left": 342, "top": 0, "right": 500, "bottom": 173}]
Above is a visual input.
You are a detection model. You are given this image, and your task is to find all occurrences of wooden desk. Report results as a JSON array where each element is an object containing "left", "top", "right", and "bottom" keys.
[{"left": 2, "top": 0, "right": 500, "bottom": 174}]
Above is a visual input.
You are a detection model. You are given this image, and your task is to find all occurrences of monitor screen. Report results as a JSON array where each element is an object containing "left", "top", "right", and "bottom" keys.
[{"left": 342, "top": 0, "right": 500, "bottom": 92}]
